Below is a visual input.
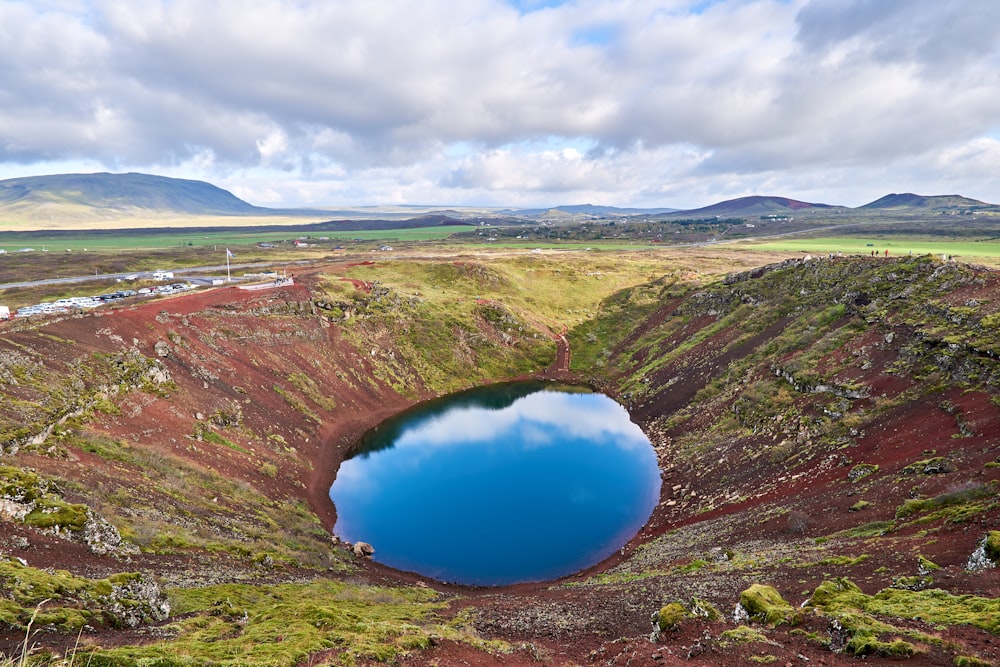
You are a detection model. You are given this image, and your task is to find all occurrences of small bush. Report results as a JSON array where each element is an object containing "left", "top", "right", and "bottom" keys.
[{"left": 787, "top": 510, "right": 810, "bottom": 534}]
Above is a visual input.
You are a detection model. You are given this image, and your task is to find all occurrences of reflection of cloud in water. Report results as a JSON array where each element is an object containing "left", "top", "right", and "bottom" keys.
[
  {"left": 396, "top": 390, "right": 648, "bottom": 452},
  {"left": 520, "top": 423, "right": 555, "bottom": 450},
  {"left": 333, "top": 457, "right": 380, "bottom": 496}
]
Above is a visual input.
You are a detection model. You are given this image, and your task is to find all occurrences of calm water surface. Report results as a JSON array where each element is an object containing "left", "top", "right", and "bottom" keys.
[{"left": 329, "top": 382, "right": 660, "bottom": 586}]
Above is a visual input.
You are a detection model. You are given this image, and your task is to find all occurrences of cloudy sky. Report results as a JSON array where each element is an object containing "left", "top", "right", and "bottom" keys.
[{"left": 2, "top": 0, "right": 1000, "bottom": 209}]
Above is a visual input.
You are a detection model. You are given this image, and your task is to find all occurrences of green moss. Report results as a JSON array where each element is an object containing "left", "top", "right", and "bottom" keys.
[
  {"left": 23, "top": 496, "right": 89, "bottom": 531},
  {"left": 985, "top": 530, "right": 1000, "bottom": 562},
  {"left": 676, "top": 558, "right": 710, "bottom": 573},
  {"left": 0, "top": 560, "right": 160, "bottom": 631},
  {"left": 834, "top": 520, "right": 894, "bottom": 539},
  {"left": 895, "top": 483, "right": 994, "bottom": 520},
  {"left": 816, "top": 554, "right": 870, "bottom": 567},
  {"left": 891, "top": 576, "right": 934, "bottom": 591},
  {"left": 807, "top": 577, "right": 1000, "bottom": 659},
  {"left": 901, "top": 456, "right": 954, "bottom": 475},
  {"left": 86, "top": 579, "right": 445, "bottom": 666},
  {"left": 849, "top": 500, "right": 872, "bottom": 512},
  {"left": 0, "top": 465, "right": 46, "bottom": 503},
  {"left": 848, "top": 463, "right": 879, "bottom": 481},
  {"left": 689, "top": 597, "right": 722, "bottom": 621},
  {"left": 739, "top": 584, "right": 799, "bottom": 626},
  {"left": 917, "top": 555, "right": 941, "bottom": 572},
  {"left": 954, "top": 655, "right": 992, "bottom": 667},
  {"left": 655, "top": 602, "right": 687, "bottom": 631},
  {"left": 720, "top": 625, "right": 769, "bottom": 644},
  {"left": 846, "top": 634, "right": 915, "bottom": 658},
  {"left": 808, "top": 578, "right": 868, "bottom": 609}
]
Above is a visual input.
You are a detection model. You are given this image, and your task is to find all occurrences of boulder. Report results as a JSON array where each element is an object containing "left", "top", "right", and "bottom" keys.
[{"left": 353, "top": 541, "right": 375, "bottom": 558}]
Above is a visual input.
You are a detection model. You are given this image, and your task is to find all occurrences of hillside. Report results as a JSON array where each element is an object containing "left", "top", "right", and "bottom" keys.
[
  {"left": 0, "top": 172, "right": 272, "bottom": 220},
  {"left": 861, "top": 192, "right": 996, "bottom": 211},
  {"left": 668, "top": 194, "right": 838, "bottom": 217},
  {"left": 0, "top": 253, "right": 998, "bottom": 665},
  {"left": 503, "top": 204, "right": 680, "bottom": 218}
]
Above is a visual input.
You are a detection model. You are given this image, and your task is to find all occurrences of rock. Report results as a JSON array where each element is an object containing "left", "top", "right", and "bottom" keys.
[
  {"left": 353, "top": 541, "right": 375, "bottom": 558},
  {"left": 966, "top": 533, "right": 999, "bottom": 571},
  {"left": 103, "top": 573, "right": 171, "bottom": 628},
  {"left": 83, "top": 509, "right": 139, "bottom": 557},
  {"left": 153, "top": 341, "right": 172, "bottom": 357}
]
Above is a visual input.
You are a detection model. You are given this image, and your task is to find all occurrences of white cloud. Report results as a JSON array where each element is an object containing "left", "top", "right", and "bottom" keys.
[{"left": 0, "top": 0, "right": 999, "bottom": 207}]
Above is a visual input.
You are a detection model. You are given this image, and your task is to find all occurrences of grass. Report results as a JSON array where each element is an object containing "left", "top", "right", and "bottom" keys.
[
  {"left": 75, "top": 580, "right": 447, "bottom": 666},
  {"left": 746, "top": 237, "right": 1000, "bottom": 263},
  {"left": 895, "top": 483, "right": 996, "bottom": 520},
  {"left": 0, "top": 225, "right": 472, "bottom": 252}
]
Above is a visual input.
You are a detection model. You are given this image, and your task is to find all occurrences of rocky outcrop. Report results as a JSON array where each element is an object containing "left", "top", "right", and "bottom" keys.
[{"left": 353, "top": 541, "right": 375, "bottom": 558}]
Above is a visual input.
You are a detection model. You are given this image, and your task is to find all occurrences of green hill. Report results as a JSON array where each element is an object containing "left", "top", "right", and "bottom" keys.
[
  {"left": 670, "top": 195, "right": 839, "bottom": 217},
  {"left": 0, "top": 172, "right": 266, "bottom": 221},
  {"left": 861, "top": 192, "right": 995, "bottom": 210}
]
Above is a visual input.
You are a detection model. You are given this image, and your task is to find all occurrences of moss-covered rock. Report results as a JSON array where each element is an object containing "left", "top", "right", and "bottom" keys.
[
  {"left": 739, "top": 584, "right": 799, "bottom": 626},
  {"left": 689, "top": 597, "right": 722, "bottom": 621},
  {"left": 847, "top": 463, "right": 879, "bottom": 481},
  {"left": 0, "top": 559, "right": 169, "bottom": 631},
  {"left": 917, "top": 555, "right": 941, "bottom": 575},
  {"left": 720, "top": 625, "right": 770, "bottom": 644},
  {"left": 655, "top": 602, "right": 687, "bottom": 631},
  {"left": 985, "top": 530, "right": 1000, "bottom": 563}
]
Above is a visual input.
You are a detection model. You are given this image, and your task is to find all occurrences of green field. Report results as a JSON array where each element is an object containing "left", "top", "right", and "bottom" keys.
[
  {"left": 0, "top": 225, "right": 473, "bottom": 252},
  {"left": 745, "top": 236, "right": 1000, "bottom": 262}
]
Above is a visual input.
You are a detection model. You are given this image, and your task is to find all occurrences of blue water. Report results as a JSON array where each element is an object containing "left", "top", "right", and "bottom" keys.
[{"left": 329, "top": 382, "right": 661, "bottom": 586}]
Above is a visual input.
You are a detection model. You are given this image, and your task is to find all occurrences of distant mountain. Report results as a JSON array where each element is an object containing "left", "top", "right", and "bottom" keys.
[
  {"left": 0, "top": 172, "right": 270, "bottom": 219},
  {"left": 670, "top": 195, "right": 837, "bottom": 217},
  {"left": 860, "top": 193, "right": 995, "bottom": 210},
  {"left": 504, "top": 204, "right": 679, "bottom": 218}
]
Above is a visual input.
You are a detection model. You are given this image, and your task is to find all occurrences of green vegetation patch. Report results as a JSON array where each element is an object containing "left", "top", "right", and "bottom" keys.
[
  {"left": 0, "top": 559, "right": 166, "bottom": 631},
  {"left": 720, "top": 625, "right": 770, "bottom": 645},
  {"left": 655, "top": 602, "right": 687, "bottom": 631},
  {"left": 902, "top": 457, "right": 955, "bottom": 475},
  {"left": 0, "top": 465, "right": 89, "bottom": 532},
  {"left": 84, "top": 580, "right": 446, "bottom": 666},
  {"left": 895, "top": 482, "right": 996, "bottom": 521},
  {"left": 807, "top": 577, "right": 1000, "bottom": 658},
  {"left": 848, "top": 463, "right": 879, "bottom": 481},
  {"left": 986, "top": 531, "right": 1000, "bottom": 562},
  {"left": 739, "top": 584, "right": 799, "bottom": 626}
]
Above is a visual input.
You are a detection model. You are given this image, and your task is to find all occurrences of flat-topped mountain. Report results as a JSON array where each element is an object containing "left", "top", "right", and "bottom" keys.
[
  {"left": 861, "top": 192, "right": 995, "bottom": 210},
  {"left": 0, "top": 172, "right": 267, "bottom": 219}
]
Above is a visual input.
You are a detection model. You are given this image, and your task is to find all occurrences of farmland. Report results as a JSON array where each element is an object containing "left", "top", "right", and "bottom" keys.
[{"left": 747, "top": 236, "right": 1000, "bottom": 265}]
